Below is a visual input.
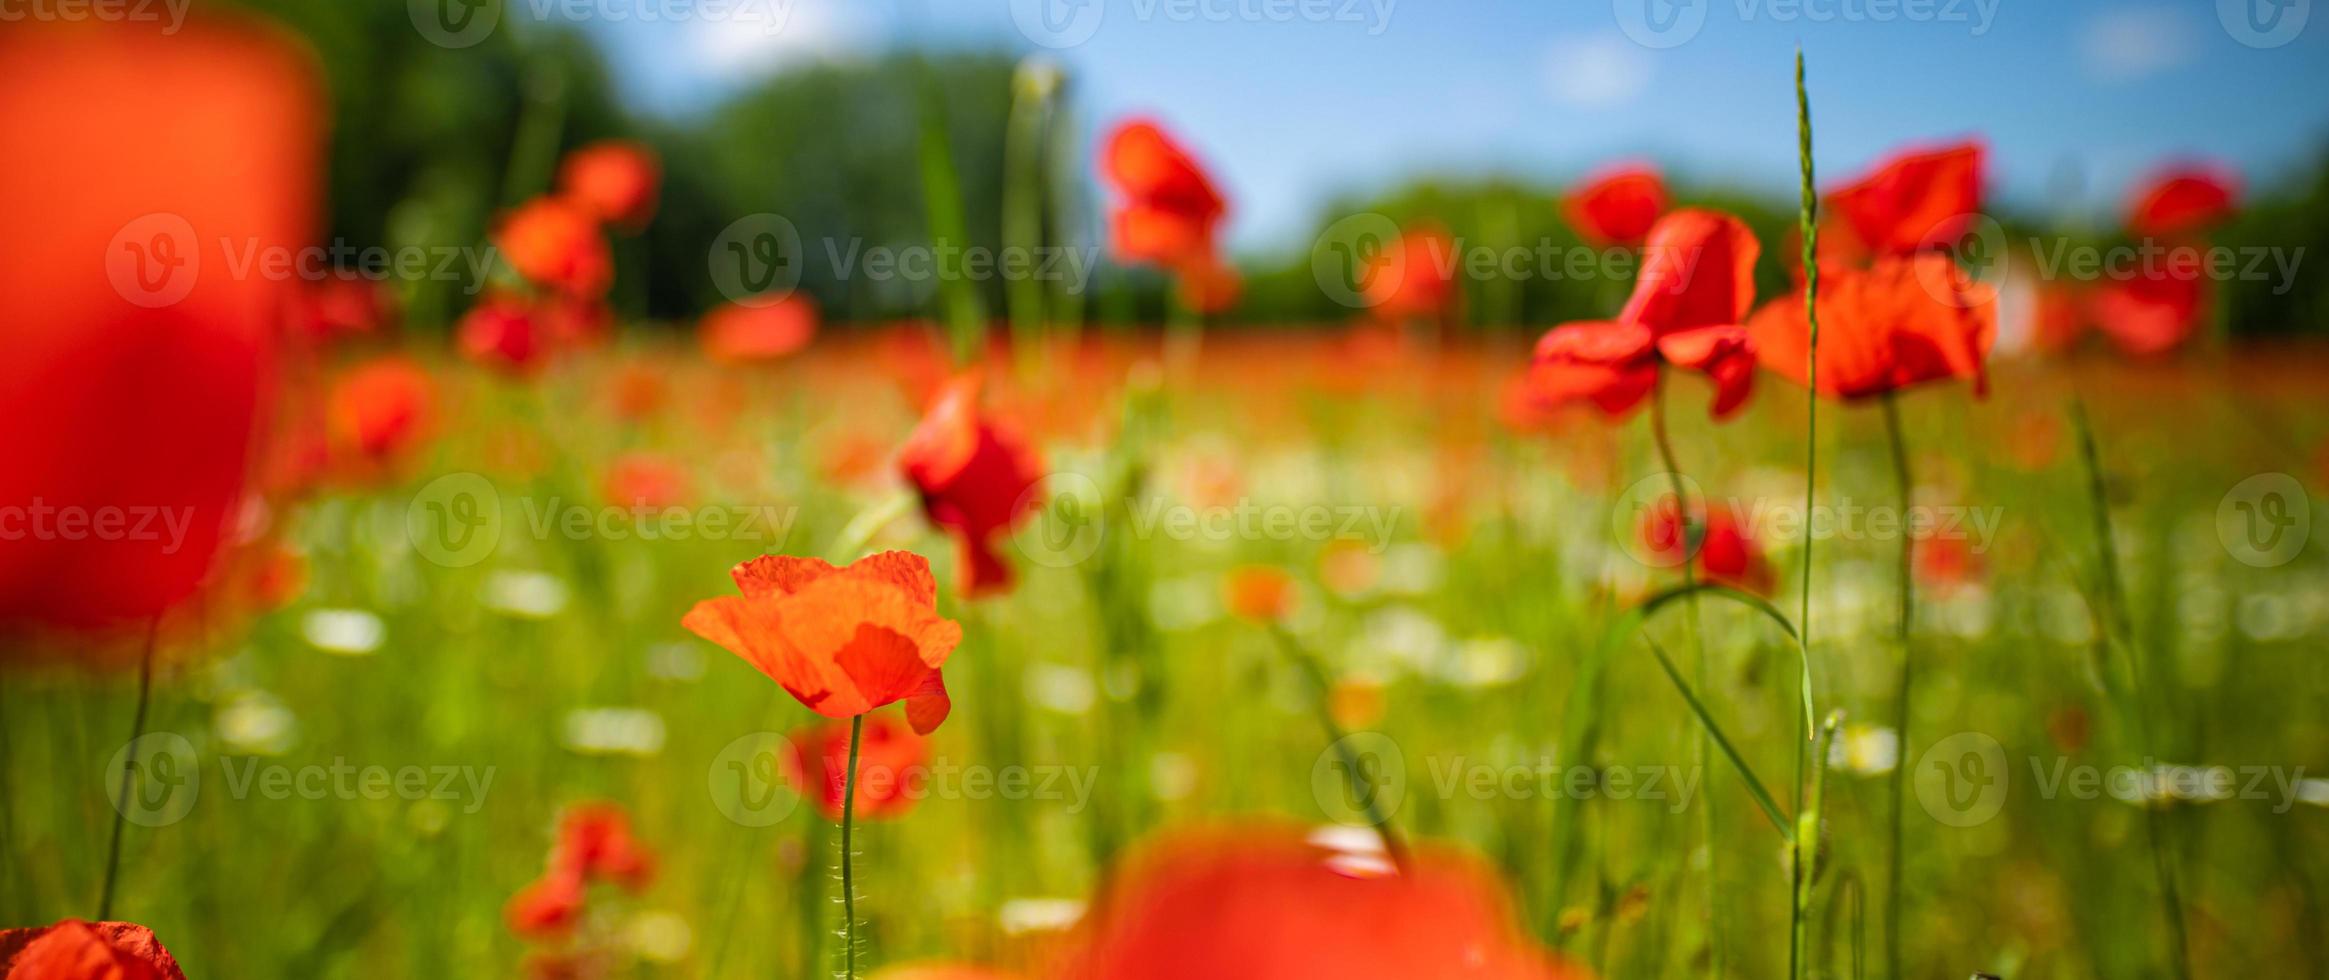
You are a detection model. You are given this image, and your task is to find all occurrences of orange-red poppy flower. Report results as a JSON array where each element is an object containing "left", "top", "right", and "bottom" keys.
[
  {"left": 1101, "top": 119, "right": 1225, "bottom": 227},
  {"left": 1637, "top": 495, "right": 1774, "bottom": 596},
  {"left": 1747, "top": 254, "right": 1995, "bottom": 400},
  {"left": 683, "top": 551, "right": 963, "bottom": 733},
  {"left": 1101, "top": 117, "right": 1234, "bottom": 303},
  {"left": 0, "top": 15, "right": 315, "bottom": 631},
  {"left": 0, "top": 919, "right": 187, "bottom": 980},
  {"left": 326, "top": 356, "right": 437, "bottom": 465},
  {"left": 1056, "top": 823, "right": 1588, "bottom": 980},
  {"left": 2126, "top": 165, "right": 2239, "bottom": 240},
  {"left": 1914, "top": 534, "right": 1983, "bottom": 594},
  {"left": 1110, "top": 201, "right": 1217, "bottom": 269},
  {"left": 700, "top": 295, "right": 818, "bottom": 363},
  {"left": 495, "top": 196, "right": 612, "bottom": 297},
  {"left": 601, "top": 453, "right": 693, "bottom": 510},
  {"left": 456, "top": 292, "right": 547, "bottom": 376},
  {"left": 1523, "top": 209, "right": 1760, "bottom": 420},
  {"left": 505, "top": 873, "right": 586, "bottom": 940},
  {"left": 2090, "top": 264, "right": 2207, "bottom": 356},
  {"left": 1363, "top": 228, "right": 1461, "bottom": 322},
  {"left": 1824, "top": 141, "right": 1982, "bottom": 261},
  {"left": 1223, "top": 566, "right": 1298, "bottom": 623},
  {"left": 549, "top": 801, "right": 656, "bottom": 891},
  {"left": 1173, "top": 256, "right": 1244, "bottom": 315},
  {"left": 787, "top": 711, "right": 931, "bottom": 821},
  {"left": 1564, "top": 165, "right": 1669, "bottom": 248},
  {"left": 899, "top": 376, "right": 1045, "bottom": 597},
  {"left": 557, "top": 140, "right": 660, "bottom": 231}
]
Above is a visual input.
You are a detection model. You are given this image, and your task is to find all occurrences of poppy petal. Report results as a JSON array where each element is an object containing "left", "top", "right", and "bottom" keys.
[{"left": 905, "top": 671, "right": 952, "bottom": 735}]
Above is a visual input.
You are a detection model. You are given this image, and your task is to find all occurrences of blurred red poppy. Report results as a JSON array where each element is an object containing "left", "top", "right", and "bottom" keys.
[
  {"left": 495, "top": 197, "right": 612, "bottom": 297},
  {"left": 701, "top": 296, "right": 818, "bottom": 363},
  {"left": 1747, "top": 254, "right": 1995, "bottom": 400},
  {"left": 456, "top": 292, "right": 547, "bottom": 376},
  {"left": 0, "top": 919, "right": 186, "bottom": 980},
  {"left": 326, "top": 356, "right": 437, "bottom": 467},
  {"left": 1057, "top": 823, "right": 1587, "bottom": 980},
  {"left": 1914, "top": 534, "right": 1983, "bottom": 594},
  {"left": 1522, "top": 209, "right": 1760, "bottom": 420},
  {"left": 2090, "top": 264, "right": 2207, "bottom": 357},
  {"left": 1223, "top": 566, "right": 1298, "bottom": 623},
  {"left": 1363, "top": 228, "right": 1462, "bottom": 322},
  {"left": 601, "top": 453, "right": 693, "bottom": 510},
  {"left": 550, "top": 802, "right": 656, "bottom": 892},
  {"left": 2126, "top": 165, "right": 2239, "bottom": 239},
  {"left": 505, "top": 873, "right": 585, "bottom": 940},
  {"left": 1101, "top": 119, "right": 1225, "bottom": 228},
  {"left": 787, "top": 712, "right": 931, "bottom": 821},
  {"left": 1110, "top": 202, "right": 1216, "bottom": 270},
  {"left": 1638, "top": 495, "right": 1774, "bottom": 596},
  {"left": 1173, "top": 257, "right": 1244, "bottom": 315},
  {"left": 288, "top": 272, "right": 396, "bottom": 347},
  {"left": 683, "top": 551, "right": 963, "bottom": 733},
  {"left": 557, "top": 140, "right": 660, "bottom": 232},
  {"left": 1102, "top": 118, "right": 1237, "bottom": 312},
  {"left": 1824, "top": 141, "right": 1983, "bottom": 260},
  {"left": 1564, "top": 165, "right": 1668, "bottom": 248},
  {"left": 0, "top": 15, "right": 317, "bottom": 630},
  {"left": 899, "top": 375, "right": 1046, "bottom": 597}
]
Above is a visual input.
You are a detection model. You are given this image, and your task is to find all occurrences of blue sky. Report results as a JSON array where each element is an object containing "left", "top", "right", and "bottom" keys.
[{"left": 557, "top": 0, "right": 2329, "bottom": 252}]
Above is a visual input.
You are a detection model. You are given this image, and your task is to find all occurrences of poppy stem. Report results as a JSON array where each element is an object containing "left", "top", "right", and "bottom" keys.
[
  {"left": 1268, "top": 625, "right": 1409, "bottom": 871},
  {"left": 1789, "top": 47, "right": 1824, "bottom": 980},
  {"left": 1794, "top": 711, "right": 1843, "bottom": 980},
  {"left": 1879, "top": 391, "right": 1916, "bottom": 980},
  {"left": 98, "top": 616, "right": 160, "bottom": 922},
  {"left": 839, "top": 713, "right": 864, "bottom": 980},
  {"left": 1647, "top": 377, "right": 1727, "bottom": 979}
]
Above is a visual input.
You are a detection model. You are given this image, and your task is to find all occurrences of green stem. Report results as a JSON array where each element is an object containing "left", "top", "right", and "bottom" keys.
[
  {"left": 1268, "top": 626, "right": 1408, "bottom": 869},
  {"left": 98, "top": 618, "right": 160, "bottom": 922},
  {"left": 1640, "top": 638, "right": 1790, "bottom": 837},
  {"left": 840, "top": 714, "right": 864, "bottom": 980},
  {"left": 1796, "top": 712, "right": 1842, "bottom": 980},
  {"left": 1880, "top": 391, "right": 1916, "bottom": 979},
  {"left": 1789, "top": 48, "right": 1823, "bottom": 980},
  {"left": 1648, "top": 379, "right": 1727, "bottom": 978},
  {"left": 2070, "top": 400, "right": 2192, "bottom": 980},
  {"left": 829, "top": 491, "right": 918, "bottom": 563}
]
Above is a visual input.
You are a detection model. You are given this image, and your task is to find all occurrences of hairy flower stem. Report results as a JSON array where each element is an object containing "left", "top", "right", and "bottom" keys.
[
  {"left": 1648, "top": 378, "right": 1725, "bottom": 978},
  {"left": 98, "top": 618, "right": 160, "bottom": 922},
  {"left": 1789, "top": 48, "right": 1823, "bottom": 980},
  {"left": 840, "top": 714, "right": 865, "bottom": 980},
  {"left": 1880, "top": 392, "right": 1916, "bottom": 979}
]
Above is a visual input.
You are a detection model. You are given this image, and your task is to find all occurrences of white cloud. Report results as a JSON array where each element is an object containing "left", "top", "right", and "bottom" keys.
[
  {"left": 688, "top": 0, "right": 869, "bottom": 78},
  {"left": 2079, "top": 6, "right": 2196, "bottom": 82},
  {"left": 1544, "top": 34, "right": 1651, "bottom": 110}
]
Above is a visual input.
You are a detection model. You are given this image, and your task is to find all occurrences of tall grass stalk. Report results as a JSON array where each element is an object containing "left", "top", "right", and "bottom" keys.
[
  {"left": 1788, "top": 47, "right": 1824, "bottom": 980},
  {"left": 1268, "top": 625, "right": 1408, "bottom": 869},
  {"left": 1880, "top": 390, "right": 1916, "bottom": 978},
  {"left": 97, "top": 618, "right": 160, "bottom": 921}
]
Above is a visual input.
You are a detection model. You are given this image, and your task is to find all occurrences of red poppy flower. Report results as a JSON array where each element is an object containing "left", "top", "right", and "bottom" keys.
[
  {"left": 1101, "top": 119, "right": 1225, "bottom": 226},
  {"left": 1638, "top": 495, "right": 1774, "bottom": 596},
  {"left": 456, "top": 292, "right": 546, "bottom": 376},
  {"left": 786, "top": 712, "right": 931, "bottom": 821},
  {"left": 1564, "top": 165, "right": 1668, "bottom": 248},
  {"left": 683, "top": 551, "right": 963, "bottom": 733},
  {"left": 602, "top": 453, "right": 692, "bottom": 510},
  {"left": 1223, "top": 566, "right": 1298, "bottom": 623},
  {"left": 1914, "top": 534, "right": 1983, "bottom": 594},
  {"left": 495, "top": 197, "right": 612, "bottom": 297},
  {"left": 1362, "top": 229, "right": 1461, "bottom": 322},
  {"left": 899, "top": 376, "right": 1045, "bottom": 597},
  {"left": 701, "top": 295, "right": 818, "bottom": 363},
  {"left": 1824, "top": 141, "right": 1982, "bottom": 261},
  {"left": 0, "top": 16, "right": 315, "bottom": 630},
  {"left": 326, "top": 356, "right": 437, "bottom": 465},
  {"left": 549, "top": 802, "right": 656, "bottom": 891},
  {"left": 2090, "top": 264, "right": 2207, "bottom": 356},
  {"left": 0, "top": 919, "right": 186, "bottom": 980},
  {"left": 288, "top": 272, "right": 396, "bottom": 346},
  {"left": 1747, "top": 254, "right": 1995, "bottom": 401},
  {"left": 1110, "top": 202, "right": 1216, "bottom": 269},
  {"left": 505, "top": 872, "right": 585, "bottom": 940},
  {"left": 1173, "top": 257, "right": 1244, "bottom": 315},
  {"left": 1056, "top": 823, "right": 1587, "bottom": 980},
  {"left": 557, "top": 140, "right": 660, "bottom": 231},
  {"left": 2126, "top": 165, "right": 2239, "bottom": 239},
  {"left": 606, "top": 360, "right": 669, "bottom": 422},
  {"left": 1523, "top": 209, "right": 1760, "bottom": 420}
]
